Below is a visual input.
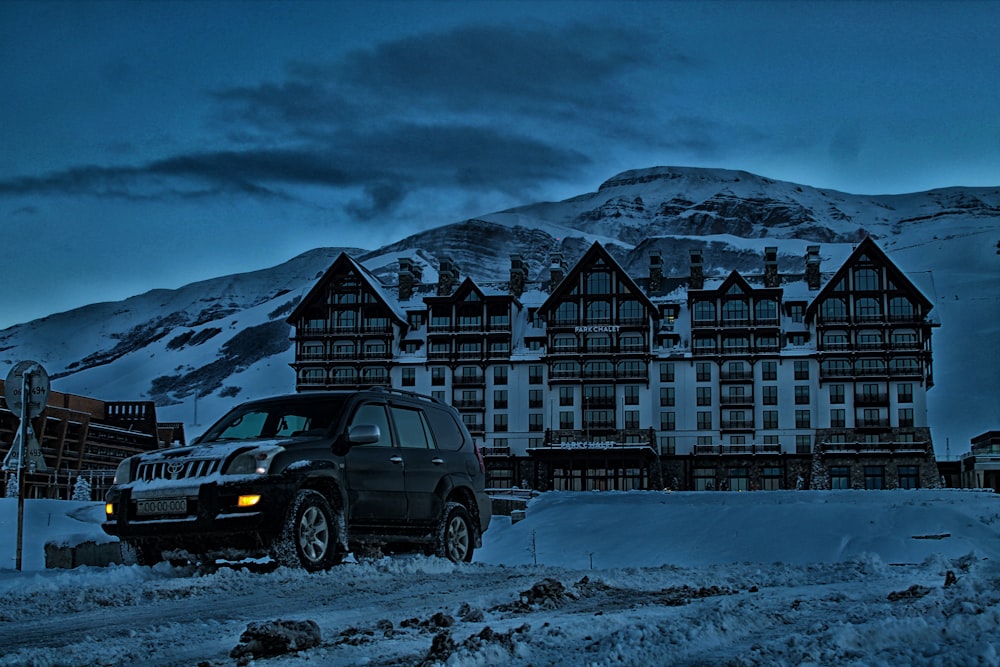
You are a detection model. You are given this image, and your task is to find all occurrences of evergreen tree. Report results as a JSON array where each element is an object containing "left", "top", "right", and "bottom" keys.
[
  {"left": 809, "top": 445, "right": 830, "bottom": 490},
  {"left": 72, "top": 475, "right": 93, "bottom": 502},
  {"left": 5, "top": 472, "right": 18, "bottom": 499}
]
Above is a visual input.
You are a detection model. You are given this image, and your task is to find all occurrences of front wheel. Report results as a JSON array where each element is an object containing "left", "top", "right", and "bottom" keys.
[
  {"left": 272, "top": 490, "right": 343, "bottom": 571},
  {"left": 435, "top": 502, "right": 475, "bottom": 563}
]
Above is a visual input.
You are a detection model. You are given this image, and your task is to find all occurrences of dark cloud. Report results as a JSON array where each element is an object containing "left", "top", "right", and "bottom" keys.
[{"left": 0, "top": 20, "right": 691, "bottom": 221}]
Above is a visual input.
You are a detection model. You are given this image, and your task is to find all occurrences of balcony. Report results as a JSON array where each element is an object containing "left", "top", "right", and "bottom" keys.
[
  {"left": 720, "top": 395, "right": 754, "bottom": 406},
  {"left": 693, "top": 444, "right": 781, "bottom": 456},
  {"left": 453, "top": 399, "right": 485, "bottom": 410},
  {"left": 855, "top": 393, "right": 888, "bottom": 405},
  {"left": 856, "top": 418, "right": 890, "bottom": 428},
  {"left": 482, "top": 446, "right": 511, "bottom": 457},
  {"left": 453, "top": 375, "right": 485, "bottom": 386},
  {"left": 720, "top": 420, "right": 755, "bottom": 431}
]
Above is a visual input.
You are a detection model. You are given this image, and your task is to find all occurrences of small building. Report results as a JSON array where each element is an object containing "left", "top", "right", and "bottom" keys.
[
  {"left": 961, "top": 431, "right": 1000, "bottom": 491},
  {"left": 0, "top": 381, "right": 184, "bottom": 500}
]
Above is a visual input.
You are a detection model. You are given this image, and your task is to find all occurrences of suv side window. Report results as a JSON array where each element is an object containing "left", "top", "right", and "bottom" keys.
[
  {"left": 424, "top": 407, "right": 466, "bottom": 451},
  {"left": 350, "top": 403, "right": 393, "bottom": 447},
  {"left": 391, "top": 405, "right": 434, "bottom": 449}
]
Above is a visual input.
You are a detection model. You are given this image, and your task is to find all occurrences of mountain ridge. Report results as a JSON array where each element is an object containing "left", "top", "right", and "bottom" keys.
[{"left": 1, "top": 166, "right": 996, "bottom": 452}]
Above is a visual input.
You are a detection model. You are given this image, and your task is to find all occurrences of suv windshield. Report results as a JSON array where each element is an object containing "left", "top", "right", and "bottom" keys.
[{"left": 198, "top": 396, "right": 348, "bottom": 442}]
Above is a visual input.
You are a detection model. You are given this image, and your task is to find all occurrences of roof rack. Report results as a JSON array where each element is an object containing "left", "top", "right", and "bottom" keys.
[{"left": 368, "top": 386, "right": 443, "bottom": 405}]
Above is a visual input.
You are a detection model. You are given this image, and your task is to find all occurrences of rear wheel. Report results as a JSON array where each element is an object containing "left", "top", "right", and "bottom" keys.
[
  {"left": 272, "top": 490, "right": 343, "bottom": 571},
  {"left": 435, "top": 502, "right": 475, "bottom": 563}
]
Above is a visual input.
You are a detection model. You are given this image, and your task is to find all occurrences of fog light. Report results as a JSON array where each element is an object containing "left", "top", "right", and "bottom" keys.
[
  {"left": 238, "top": 495, "right": 261, "bottom": 507},
  {"left": 105, "top": 503, "right": 114, "bottom": 516}
]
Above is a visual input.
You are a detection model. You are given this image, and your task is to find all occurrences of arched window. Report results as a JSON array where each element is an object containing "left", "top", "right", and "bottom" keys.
[
  {"left": 330, "top": 367, "right": 357, "bottom": 384},
  {"left": 620, "top": 333, "right": 644, "bottom": 352},
  {"left": 554, "top": 301, "right": 578, "bottom": 325},
  {"left": 855, "top": 298, "right": 882, "bottom": 321},
  {"left": 553, "top": 334, "right": 577, "bottom": 352},
  {"left": 619, "top": 300, "right": 642, "bottom": 323},
  {"left": 586, "top": 301, "right": 611, "bottom": 323},
  {"left": 693, "top": 301, "right": 716, "bottom": 322},
  {"left": 335, "top": 310, "right": 357, "bottom": 331},
  {"left": 754, "top": 299, "right": 778, "bottom": 322},
  {"left": 889, "top": 297, "right": 914, "bottom": 320},
  {"left": 822, "top": 331, "right": 849, "bottom": 350},
  {"left": 585, "top": 333, "right": 611, "bottom": 352},
  {"left": 891, "top": 330, "right": 918, "bottom": 350},
  {"left": 584, "top": 360, "right": 613, "bottom": 378},
  {"left": 820, "top": 298, "right": 847, "bottom": 321},
  {"left": 587, "top": 271, "right": 611, "bottom": 294},
  {"left": 854, "top": 268, "right": 880, "bottom": 291},
  {"left": 301, "top": 342, "right": 324, "bottom": 360},
  {"left": 722, "top": 300, "right": 749, "bottom": 323},
  {"left": 300, "top": 368, "right": 326, "bottom": 385}
]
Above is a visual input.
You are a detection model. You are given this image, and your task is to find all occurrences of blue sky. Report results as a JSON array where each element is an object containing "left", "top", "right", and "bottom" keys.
[{"left": 1, "top": 0, "right": 997, "bottom": 329}]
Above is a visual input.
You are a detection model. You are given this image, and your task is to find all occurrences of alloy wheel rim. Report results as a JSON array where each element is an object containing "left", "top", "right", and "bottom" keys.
[
  {"left": 447, "top": 515, "right": 469, "bottom": 561},
  {"left": 299, "top": 506, "right": 330, "bottom": 562}
]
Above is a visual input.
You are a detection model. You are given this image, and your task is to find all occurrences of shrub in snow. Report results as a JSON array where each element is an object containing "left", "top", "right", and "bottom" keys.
[{"left": 72, "top": 476, "right": 92, "bottom": 502}]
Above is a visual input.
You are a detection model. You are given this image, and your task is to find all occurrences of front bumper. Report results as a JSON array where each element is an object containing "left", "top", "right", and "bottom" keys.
[{"left": 103, "top": 479, "right": 294, "bottom": 550}]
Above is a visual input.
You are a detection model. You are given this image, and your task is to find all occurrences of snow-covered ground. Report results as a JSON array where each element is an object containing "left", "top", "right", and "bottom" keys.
[{"left": 2, "top": 489, "right": 1000, "bottom": 666}]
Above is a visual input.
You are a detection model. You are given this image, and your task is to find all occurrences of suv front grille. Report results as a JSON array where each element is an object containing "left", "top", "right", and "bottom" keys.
[{"left": 137, "top": 459, "right": 222, "bottom": 482}]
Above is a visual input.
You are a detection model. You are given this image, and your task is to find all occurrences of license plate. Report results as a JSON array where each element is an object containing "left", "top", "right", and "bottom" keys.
[{"left": 136, "top": 498, "right": 188, "bottom": 516}]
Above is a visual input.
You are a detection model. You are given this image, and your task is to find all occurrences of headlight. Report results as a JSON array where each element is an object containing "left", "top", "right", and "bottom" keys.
[
  {"left": 113, "top": 457, "right": 135, "bottom": 485},
  {"left": 224, "top": 447, "right": 283, "bottom": 475}
]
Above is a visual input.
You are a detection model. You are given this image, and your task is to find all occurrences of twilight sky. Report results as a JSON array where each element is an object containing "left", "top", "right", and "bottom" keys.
[{"left": 1, "top": 0, "right": 997, "bottom": 330}]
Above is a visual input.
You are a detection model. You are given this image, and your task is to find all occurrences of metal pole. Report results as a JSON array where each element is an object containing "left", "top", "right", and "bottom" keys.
[{"left": 14, "top": 371, "right": 31, "bottom": 571}]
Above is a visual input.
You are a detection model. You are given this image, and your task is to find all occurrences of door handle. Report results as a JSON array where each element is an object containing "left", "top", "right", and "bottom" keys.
[
  {"left": 389, "top": 456, "right": 404, "bottom": 464},
  {"left": 431, "top": 458, "right": 445, "bottom": 465}
]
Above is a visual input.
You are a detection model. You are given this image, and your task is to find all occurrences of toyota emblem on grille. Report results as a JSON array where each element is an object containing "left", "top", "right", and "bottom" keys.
[{"left": 166, "top": 461, "right": 184, "bottom": 478}]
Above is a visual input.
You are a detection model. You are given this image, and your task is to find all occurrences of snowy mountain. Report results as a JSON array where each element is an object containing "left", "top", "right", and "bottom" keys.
[{"left": 1, "top": 166, "right": 997, "bottom": 453}]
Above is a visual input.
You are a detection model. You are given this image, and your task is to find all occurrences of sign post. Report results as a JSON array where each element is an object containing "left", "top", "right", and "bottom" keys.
[{"left": 3, "top": 361, "right": 50, "bottom": 571}]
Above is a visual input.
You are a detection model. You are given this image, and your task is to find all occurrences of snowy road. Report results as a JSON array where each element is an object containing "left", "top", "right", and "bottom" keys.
[
  {"left": 2, "top": 554, "right": 997, "bottom": 666},
  {"left": 3, "top": 490, "right": 1000, "bottom": 665}
]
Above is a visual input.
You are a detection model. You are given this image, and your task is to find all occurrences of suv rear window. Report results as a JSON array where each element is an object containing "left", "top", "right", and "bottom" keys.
[{"left": 424, "top": 407, "right": 467, "bottom": 451}]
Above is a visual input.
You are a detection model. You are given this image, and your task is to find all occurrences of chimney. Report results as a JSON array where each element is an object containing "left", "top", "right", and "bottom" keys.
[
  {"left": 648, "top": 250, "right": 663, "bottom": 292},
  {"left": 805, "top": 246, "right": 821, "bottom": 290},
  {"left": 509, "top": 254, "right": 526, "bottom": 298},
  {"left": 398, "top": 257, "right": 415, "bottom": 301},
  {"left": 763, "top": 246, "right": 779, "bottom": 288},
  {"left": 437, "top": 256, "right": 459, "bottom": 296},
  {"left": 689, "top": 248, "right": 704, "bottom": 290},
  {"left": 549, "top": 253, "right": 566, "bottom": 290}
]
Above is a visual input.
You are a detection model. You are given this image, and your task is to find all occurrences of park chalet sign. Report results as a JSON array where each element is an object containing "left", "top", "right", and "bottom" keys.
[{"left": 574, "top": 325, "right": 622, "bottom": 334}]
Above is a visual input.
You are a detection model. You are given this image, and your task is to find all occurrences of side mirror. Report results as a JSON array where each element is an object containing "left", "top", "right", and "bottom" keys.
[{"left": 347, "top": 424, "right": 381, "bottom": 445}]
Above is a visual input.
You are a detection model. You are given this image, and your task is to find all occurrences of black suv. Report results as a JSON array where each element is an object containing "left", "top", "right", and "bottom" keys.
[{"left": 103, "top": 389, "right": 491, "bottom": 569}]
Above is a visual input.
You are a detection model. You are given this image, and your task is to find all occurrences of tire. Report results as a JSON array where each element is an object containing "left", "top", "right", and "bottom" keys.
[
  {"left": 435, "top": 502, "right": 475, "bottom": 563},
  {"left": 130, "top": 540, "right": 164, "bottom": 567},
  {"left": 272, "top": 489, "right": 343, "bottom": 571}
]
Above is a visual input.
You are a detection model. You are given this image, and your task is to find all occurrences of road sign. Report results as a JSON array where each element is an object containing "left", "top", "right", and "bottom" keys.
[{"left": 4, "top": 360, "right": 50, "bottom": 418}]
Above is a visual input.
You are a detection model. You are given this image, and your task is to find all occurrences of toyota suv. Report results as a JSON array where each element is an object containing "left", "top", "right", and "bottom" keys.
[{"left": 103, "top": 388, "right": 491, "bottom": 569}]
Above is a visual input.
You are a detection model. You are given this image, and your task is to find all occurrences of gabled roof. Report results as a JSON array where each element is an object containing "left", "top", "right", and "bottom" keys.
[
  {"left": 805, "top": 236, "right": 934, "bottom": 319},
  {"left": 690, "top": 271, "right": 782, "bottom": 299},
  {"left": 537, "top": 242, "right": 658, "bottom": 317},
  {"left": 424, "top": 276, "right": 523, "bottom": 308},
  {"left": 287, "top": 252, "right": 409, "bottom": 327}
]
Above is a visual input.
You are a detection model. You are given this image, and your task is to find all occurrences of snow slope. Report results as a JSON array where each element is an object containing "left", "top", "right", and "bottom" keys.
[{"left": 1, "top": 489, "right": 1000, "bottom": 665}]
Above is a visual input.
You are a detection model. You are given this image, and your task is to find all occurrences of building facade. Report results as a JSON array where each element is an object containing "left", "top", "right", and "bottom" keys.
[
  {"left": 0, "top": 382, "right": 185, "bottom": 500},
  {"left": 961, "top": 431, "right": 1000, "bottom": 491},
  {"left": 287, "top": 238, "right": 940, "bottom": 492}
]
